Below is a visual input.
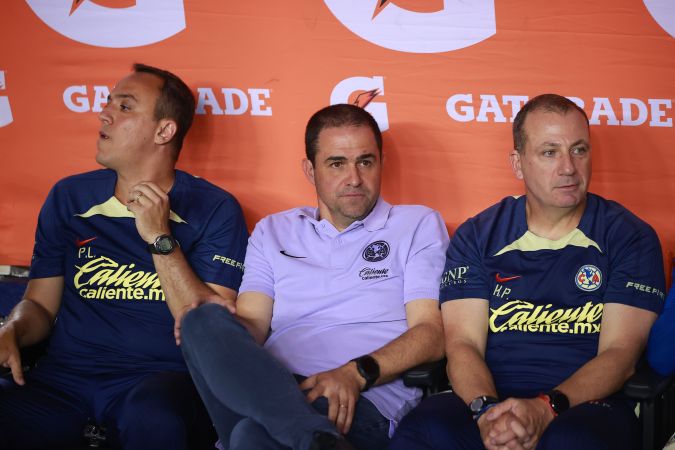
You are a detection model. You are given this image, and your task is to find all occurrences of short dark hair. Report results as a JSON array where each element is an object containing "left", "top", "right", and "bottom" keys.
[
  {"left": 133, "top": 63, "right": 195, "bottom": 153},
  {"left": 513, "top": 94, "right": 589, "bottom": 152},
  {"left": 305, "top": 104, "right": 382, "bottom": 164}
]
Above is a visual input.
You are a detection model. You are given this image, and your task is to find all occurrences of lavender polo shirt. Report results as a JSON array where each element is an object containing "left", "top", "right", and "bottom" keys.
[{"left": 239, "top": 198, "right": 449, "bottom": 431}]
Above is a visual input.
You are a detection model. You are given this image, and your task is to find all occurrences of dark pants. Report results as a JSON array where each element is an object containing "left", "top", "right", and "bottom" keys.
[
  {"left": 180, "top": 303, "right": 390, "bottom": 450},
  {"left": 0, "top": 362, "right": 208, "bottom": 450},
  {"left": 389, "top": 390, "right": 641, "bottom": 450}
]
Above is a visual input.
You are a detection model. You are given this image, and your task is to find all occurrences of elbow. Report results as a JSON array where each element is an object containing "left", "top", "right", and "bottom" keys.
[{"left": 427, "top": 322, "right": 446, "bottom": 362}]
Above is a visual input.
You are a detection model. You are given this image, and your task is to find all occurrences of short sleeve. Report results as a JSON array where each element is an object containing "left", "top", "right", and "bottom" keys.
[
  {"left": 403, "top": 210, "right": 450, "bottom": 303},
  {"left": 604, "top": 222, "right": 665, "bottom": 313},
  {"left": 238, "top": 218, "right": 275, "bottom": 299},
  {"left": 188, "top": 196, "right": 249, "bottom": 291},
  {"left": 440, "top": 219, "right": 491, "bottom": 302},
  {"left": 29, "top": 184, "right": 67, "bottom": 279}
]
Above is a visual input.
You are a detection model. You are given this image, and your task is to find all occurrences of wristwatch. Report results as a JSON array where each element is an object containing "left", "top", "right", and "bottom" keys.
[
  {"left": 469, "top": 395, "right": 499, "bottom": 421},
  {"left": 351, "top": 355, "right": 380, "bottom": 392},
  {"left": 540, "top": 389, "right": 570, "bottom": 416},
  {"left": 148, "top": 234, "right": 179, "bottom": 255}
]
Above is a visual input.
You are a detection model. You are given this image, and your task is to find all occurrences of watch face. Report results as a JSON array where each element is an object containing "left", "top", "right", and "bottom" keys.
[
  {"left": 548, "top": 390, "right": 570, "bottom": 414},
  {"left": 156, "top": 237, "right": 174, "bottom": 252},
  {"left": 359, "top": 355, "right": 379, "bottom": 379},
  {"left": 470, "top": 396, "right": 498, "bottom": 413},
  {"left": 470, "top": 397, "right": 485, "bottom": 413}
]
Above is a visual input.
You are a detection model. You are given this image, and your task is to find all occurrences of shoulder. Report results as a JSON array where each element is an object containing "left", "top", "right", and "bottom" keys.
[
  {"left": 47, "top": 169, "right": 115, "bottom": 206},
  {"left": 586, "top": 193, "right": 659, "bottom": 244},
  {"left": 389, "top": 204, "right": 440, "bottom": 220},
  {"left": 173, "top": 170, "right": 243, "bottom": 213},
  {"left": 254, "top": 206, "right": 310, "bottom": 231},
  {"left": 455, "top": 196, "right": 522, "bottom": 242}
]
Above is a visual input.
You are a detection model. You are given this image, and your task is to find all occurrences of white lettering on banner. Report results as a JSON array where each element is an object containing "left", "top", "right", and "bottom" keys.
[
  {"left": 26, "top": 0, "right": 185, "bottom": 48},
  {"left": 0, "top": 71, "right": 13, "bottom": 127},
  {"left": 195, "top": 88, "right": 273, "bottom": 116},
  {"left": 324, "top": 0, "right": 495, "bottom": 53},
  {"left": 62, "top": 85, "right": 273, "bottom": 117},
  {"left": 331, "top": 76, "right": 389, "bottom": 132},
  {"left": 63, "top": 85, "right": 110, "bottom": 113},
  {"left": 446, "top": 94, "right": 673, "bottom": 127}
]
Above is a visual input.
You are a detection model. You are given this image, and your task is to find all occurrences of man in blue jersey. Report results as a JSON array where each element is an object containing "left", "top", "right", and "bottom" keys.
[
  {"left": 390, "top": 94, "right": 665, "bottom": 450},
  {"left": 0, "top": 64, "right": 248, "bottom": 450}
]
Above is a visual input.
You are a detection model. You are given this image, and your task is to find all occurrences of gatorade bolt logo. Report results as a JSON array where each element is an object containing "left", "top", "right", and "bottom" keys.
[
  {"left": 324, "top": 0, "right": 496, "bottom": 53},
  {"left": 26, "top": 0, "right": 186, "bottom": 48},
  {"left": 0, "top": 71, "right": 13, "bottom": 127},
  {"left": 331, "top": 76, "right": 389, "bottom": 132},
  {"left": 643, "top": 0, "right": 675, "bottom": 38}
]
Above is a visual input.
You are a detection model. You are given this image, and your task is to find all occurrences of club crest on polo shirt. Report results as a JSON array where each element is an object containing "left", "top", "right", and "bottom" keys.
[
  {"left": 362, "top": 240, "right": 390, "bottom": 262},
  {"left": 575, "top": 265, "right": 602, "bottom": 292}
]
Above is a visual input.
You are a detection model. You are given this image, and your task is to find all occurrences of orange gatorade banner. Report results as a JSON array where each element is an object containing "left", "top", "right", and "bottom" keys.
[{"left": 1, "top": 1, "right": 673, "bottom": 273}]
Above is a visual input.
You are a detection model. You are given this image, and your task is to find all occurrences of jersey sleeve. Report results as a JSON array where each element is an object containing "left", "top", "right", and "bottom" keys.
[
  {"left": 603, "top": 221, "right": 665, "bottom": 314},
  {"left": 403, "top": 210, "right": 450, "bottom": 303},
  {"left": 440, "top": 219, "right": 492, "bottom": 302},
  {"left": 188, "top": 195, "right": 249, "bottom": 291},
  {"left": 29, "top": 183, "right": 67, "bottom": 279},
  {"left": 238, "top": 218, "right": 275, "bottom": 299}
]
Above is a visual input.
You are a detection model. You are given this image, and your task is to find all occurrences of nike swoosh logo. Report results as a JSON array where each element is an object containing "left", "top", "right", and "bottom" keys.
[
  {"left": 495, "top": 273, "right": 521, "bottom": 283},
  {"left": 76, "top": 237, "right": 97, "bottom": 247},
  {"left": 280, "top": 250, "right": 306, "bottom": 259}
]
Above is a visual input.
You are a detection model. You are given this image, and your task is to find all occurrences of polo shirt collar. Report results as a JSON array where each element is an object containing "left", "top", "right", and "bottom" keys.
[{"left": 297, "top": 197, "right": 391, "bottom": 234}]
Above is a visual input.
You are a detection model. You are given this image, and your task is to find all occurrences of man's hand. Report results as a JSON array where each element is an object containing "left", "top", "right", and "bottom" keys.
[
  {"left": 0, "top": 323, "right": 25, "bottom": 386},
  {"left": 479, "top": 410, "right": 530, "bottom": 450},
  {"left": 174, "top": 294, "right": 236, "bottom": 346},
  {"left": 126, "top": 181, "right": 171, "bottom": 244},
  {"left": 483, "top": 397, "right": 555, "bottom": 449},
  {"left": 299, "top": 362, "right": 364, "bottom": 435}
]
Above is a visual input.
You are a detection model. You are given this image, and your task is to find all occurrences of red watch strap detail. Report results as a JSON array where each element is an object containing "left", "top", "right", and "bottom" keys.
[{"left": 537, "top": 393, "right": 558, "bottom": 417}]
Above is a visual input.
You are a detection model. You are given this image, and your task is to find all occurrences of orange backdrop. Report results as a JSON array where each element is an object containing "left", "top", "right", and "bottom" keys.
[{"left": 1, "top": 0, "right": 674, "bottom": 270}]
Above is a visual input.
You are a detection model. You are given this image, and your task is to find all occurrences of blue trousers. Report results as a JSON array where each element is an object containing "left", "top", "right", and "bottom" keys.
[
  {"left": 388, "top": 391, "right": 641, "bottom": 450},
  {"left": 0, "top": 361, "right": 209, "bottom": 450},
  {"left": 180, "top": 303, "right": 390, "bottom": 450}
]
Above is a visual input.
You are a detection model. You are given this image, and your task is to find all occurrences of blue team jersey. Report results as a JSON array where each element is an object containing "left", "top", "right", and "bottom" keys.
[
  {"left": 441, "top": 193, "right": 664, "bottom": 398},
  {"left": 30, "top": 169, "right": 248, "bottom": 374}
]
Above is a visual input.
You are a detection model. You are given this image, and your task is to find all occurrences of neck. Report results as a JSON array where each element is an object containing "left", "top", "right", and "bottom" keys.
[
  {"left": 525, "top": 198, "right": 586, "bottom": 240},
  {"left": 113, "top": 163, "right": 176, "bottom": 203}
]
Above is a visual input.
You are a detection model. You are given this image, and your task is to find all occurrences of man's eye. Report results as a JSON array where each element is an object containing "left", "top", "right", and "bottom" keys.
[
  {"left": 359, "top": 160, "right": 373, "bottom": 167},
  {"left": 572, "top": 147, "right": 588, "bottom": 155},
  {"left": 120, "top": 104, "right": 130, "bottom": 111},
  {"left": 543, "top": 150, "right": 555, "bottom": 157},
  {"left": 329, "top": 161, "right": 343, "bottom": 168}
]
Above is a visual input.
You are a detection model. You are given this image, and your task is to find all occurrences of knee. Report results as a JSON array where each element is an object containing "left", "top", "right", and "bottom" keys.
[
  {"left": 229, "top": 418, "right": 271, "bottom": 449},
  {"left": 181, "top": 303, "right": 236, "bottom": 347}
]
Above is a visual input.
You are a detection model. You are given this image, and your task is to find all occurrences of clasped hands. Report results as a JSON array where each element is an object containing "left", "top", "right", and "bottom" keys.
[{"left": 478, "top": 397, "right": 555, "bottom": 450}]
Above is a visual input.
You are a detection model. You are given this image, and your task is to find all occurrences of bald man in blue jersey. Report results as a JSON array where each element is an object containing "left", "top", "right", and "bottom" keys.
[{"left": 391, "top": 94, "right": 665, "bottom": 450}]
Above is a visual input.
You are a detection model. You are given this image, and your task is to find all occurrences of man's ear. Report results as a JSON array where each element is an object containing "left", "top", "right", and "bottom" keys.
[
  {"left": 301, "top": 158, "right": 315, "bottom": 186},
  {"left": 509, "top": 149, "right": 523, "bottom": 180},
  {"left": 156, "top": 119, "right": 177, "bottom": 145}
]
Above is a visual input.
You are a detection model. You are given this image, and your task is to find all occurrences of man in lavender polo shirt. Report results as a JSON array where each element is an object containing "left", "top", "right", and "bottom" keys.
[{"left": 180, "top": 104, "right": 449, "bottom": 450}]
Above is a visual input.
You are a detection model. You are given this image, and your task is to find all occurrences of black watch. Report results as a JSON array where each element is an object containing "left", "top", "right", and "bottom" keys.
[
  {"left": 542, "top": 389, "right": 570, "bottom": 415},
  {"left": 351, "top": 355, "right": 380, "bottom": 392},
  {"left": 148, "top": 234, "right": 179, "bottom": 255},
  {"left": 469, "top": 395, "right": 499, "bottom": 421}
]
